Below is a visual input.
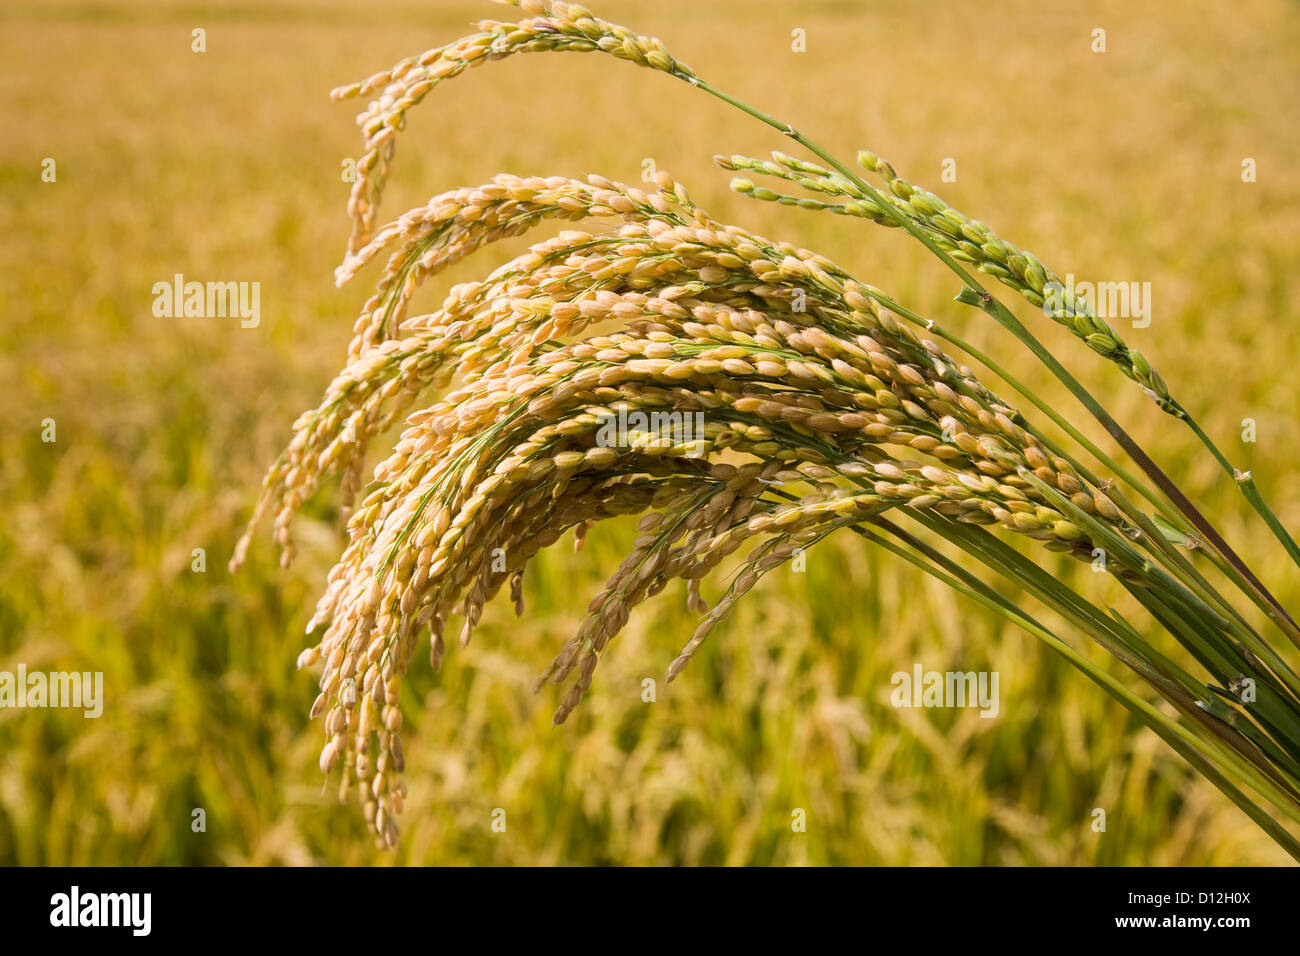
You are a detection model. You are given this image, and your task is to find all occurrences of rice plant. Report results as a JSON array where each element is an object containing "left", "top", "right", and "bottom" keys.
[{"left": 232, "top": 0, "right": 1300, "bottom": 855}]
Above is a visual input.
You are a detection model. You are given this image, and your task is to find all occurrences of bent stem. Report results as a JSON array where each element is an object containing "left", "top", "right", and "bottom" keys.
[{"left": 1183, "top": 413, "right": 1300, "bottom": 571}]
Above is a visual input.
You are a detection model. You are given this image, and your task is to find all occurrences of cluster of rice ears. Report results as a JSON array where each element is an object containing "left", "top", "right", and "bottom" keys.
[{"left": 233, "top": 0, "right": 1300, "bottom": 854}]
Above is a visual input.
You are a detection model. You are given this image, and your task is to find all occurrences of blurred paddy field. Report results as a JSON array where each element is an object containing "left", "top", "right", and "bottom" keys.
[{"left": 1, "top": 0, "right": 1298, "bottom": 864}]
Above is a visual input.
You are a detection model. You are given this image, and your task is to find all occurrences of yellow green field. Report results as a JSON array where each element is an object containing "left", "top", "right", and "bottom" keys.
[{"left": 2, "top": 0, "right": 1298, "bottom": 864}]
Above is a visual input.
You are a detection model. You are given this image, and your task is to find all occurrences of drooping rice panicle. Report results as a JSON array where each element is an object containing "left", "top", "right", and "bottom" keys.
[{"left": 234, "top": 0, "right": 1300, "bottom": 853}]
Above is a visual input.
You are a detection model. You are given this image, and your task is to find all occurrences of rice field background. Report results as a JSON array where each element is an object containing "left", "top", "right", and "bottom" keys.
[{"left": 2, "top": 0, "right": 1298, "bottom": 865}]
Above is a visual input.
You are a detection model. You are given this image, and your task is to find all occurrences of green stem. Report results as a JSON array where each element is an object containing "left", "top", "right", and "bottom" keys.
[{"left": 1184, "top": 414, "right": 1300, "bottom": 570}]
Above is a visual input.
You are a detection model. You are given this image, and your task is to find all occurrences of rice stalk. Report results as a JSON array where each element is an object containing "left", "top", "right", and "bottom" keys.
[{"left": 232, "top": 0, "right": 1300, "bottom": 855}]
